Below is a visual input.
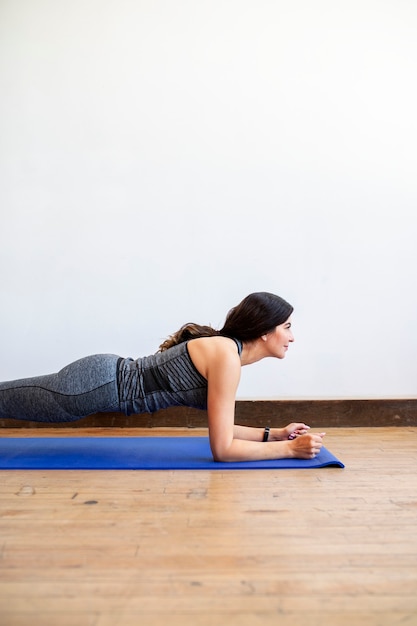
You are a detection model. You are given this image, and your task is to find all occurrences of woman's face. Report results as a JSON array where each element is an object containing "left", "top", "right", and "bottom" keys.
[{"left": 265, "top": 317, "right": 294, "bottom": 359}]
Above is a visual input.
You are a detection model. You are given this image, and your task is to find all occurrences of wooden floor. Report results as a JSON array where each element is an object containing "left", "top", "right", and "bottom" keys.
[{"left": 0, "top": 427, "right": 416, "bottom": 626}]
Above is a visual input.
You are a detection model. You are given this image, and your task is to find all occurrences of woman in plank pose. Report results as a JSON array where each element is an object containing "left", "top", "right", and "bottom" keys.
[{"left": 0, "top": 292, "right": 325, "bottom": 462}]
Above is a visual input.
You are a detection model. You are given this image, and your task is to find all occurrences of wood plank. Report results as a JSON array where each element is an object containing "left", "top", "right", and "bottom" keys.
[
  {"left": 1, "top": 612, "right": 415, "bottom": 626},
  {"left": 0, "top": 427, "right": 416, "bottom": 626}
]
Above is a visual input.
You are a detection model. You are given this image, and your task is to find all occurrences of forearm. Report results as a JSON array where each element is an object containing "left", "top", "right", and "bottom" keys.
[
  {"left": 233, "top": 424, "right": 285, "bottom": 441},
  {"left": 233, "top": 424, "right": 265, "bottom": 441},
  {"left": 212, "top": 430, "right": 325, "bottom": 462},
  {"left": 213, "top": 437, "right": 292, "bottom": 462}
]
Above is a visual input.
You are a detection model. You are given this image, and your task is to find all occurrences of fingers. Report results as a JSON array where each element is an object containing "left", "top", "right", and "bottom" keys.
[
  {"left": 288, "top": 429, "right": 309, "bottom": 440},
  {"left": 294, "top": 423, "right": 310, "bottom": 433},
  {"left": 288, "top": 423, "right": 310, "bottom": 439},
  {"left": 311, "top": 434, "right": 325, "bottom": 456},
  {"left": 289, "top": 429, "right": 326, "bottom": 441},
  {"left": 290, "top": 432, "right": 325, "bottom": 459}
]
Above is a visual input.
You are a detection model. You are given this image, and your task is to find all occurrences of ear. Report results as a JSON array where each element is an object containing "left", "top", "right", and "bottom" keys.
[{"left": 261, "top": 335, "right": 268, "bottom": 342}]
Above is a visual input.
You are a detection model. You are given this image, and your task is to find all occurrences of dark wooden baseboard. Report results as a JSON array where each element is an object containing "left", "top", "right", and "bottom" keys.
[{"left": 1, "top": 399, "right": 417, "bottom": 428}]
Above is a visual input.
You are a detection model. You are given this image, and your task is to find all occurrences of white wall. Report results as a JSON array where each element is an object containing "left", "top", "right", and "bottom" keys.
[{"left": 1, "top": 0, "right": 416, "bottom": 399}]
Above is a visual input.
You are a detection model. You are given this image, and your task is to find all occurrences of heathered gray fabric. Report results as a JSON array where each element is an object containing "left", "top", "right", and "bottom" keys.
[
  {"left": 118, "top": 339, "right": 242, "bottom": 415},
  {"left": 0, "top": 354, "right": 120, "bottom": 422},
  {"left": 0, "top": 339, "right": 242, "bottom": 422}
]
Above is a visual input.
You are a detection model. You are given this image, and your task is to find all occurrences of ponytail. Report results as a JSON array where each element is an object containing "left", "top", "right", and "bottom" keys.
[{"left": 158, "top": 323, "right": 219, "bottom": 352}]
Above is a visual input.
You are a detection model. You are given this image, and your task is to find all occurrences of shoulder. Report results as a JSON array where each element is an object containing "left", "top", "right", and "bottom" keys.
[
  {"left": 187, "top": 336, "right": 241, "bottom": 380},
  {"left": 188, "top": 336, "right": 240, "bottom": 359}
]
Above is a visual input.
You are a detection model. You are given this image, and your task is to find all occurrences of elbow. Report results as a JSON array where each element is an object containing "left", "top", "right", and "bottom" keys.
[
  {"left": 213, "top": 452, "right": 231, "bottom": 463},
  {"left": 211, "top": 443, "right": 235, "bottom": 463}
]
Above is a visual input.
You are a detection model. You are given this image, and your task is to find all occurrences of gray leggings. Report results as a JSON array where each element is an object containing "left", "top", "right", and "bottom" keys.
[{"left": 0, "top": 354, "right": 121, "bottom": 422}]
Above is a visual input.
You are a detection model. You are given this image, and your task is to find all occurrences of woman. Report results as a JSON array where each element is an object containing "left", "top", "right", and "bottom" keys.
[{"left": 0, "top": 292, "right": 325, "bottom": 462}]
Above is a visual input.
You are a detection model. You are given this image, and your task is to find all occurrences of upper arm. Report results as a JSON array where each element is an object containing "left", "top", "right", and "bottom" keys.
[{"left": 205, "top": 343, "right": 241, "bottom": 461}]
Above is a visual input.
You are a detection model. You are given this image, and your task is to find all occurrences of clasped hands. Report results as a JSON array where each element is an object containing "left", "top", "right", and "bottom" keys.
[{"left": 271, "top": 422, "right": 326, "bottom": 459}]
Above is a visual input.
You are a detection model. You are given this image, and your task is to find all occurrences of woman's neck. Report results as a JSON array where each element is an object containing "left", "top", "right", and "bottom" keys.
[{"left": 240, "top": 339, "right": 268, "bottom": 366}]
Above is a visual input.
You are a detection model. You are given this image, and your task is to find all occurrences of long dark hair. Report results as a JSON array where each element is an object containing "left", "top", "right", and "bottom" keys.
[{"left": 158, "top": 292, "right": 293, "bottom": 351}]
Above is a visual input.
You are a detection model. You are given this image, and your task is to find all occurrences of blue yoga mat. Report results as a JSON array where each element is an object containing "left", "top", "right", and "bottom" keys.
[{"left": 0, "top": 437, "right": 344, "bottom": 470}]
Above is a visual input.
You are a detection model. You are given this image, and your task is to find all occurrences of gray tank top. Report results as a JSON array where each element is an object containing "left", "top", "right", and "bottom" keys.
[{"left": 117, "top": 338, "right": 242, "bottom": 415}]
